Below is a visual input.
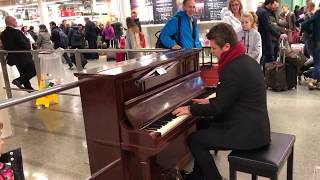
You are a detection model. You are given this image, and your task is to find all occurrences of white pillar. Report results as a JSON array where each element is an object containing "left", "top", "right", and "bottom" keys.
[
  {"left": 242, "top": 0, "right": 261, "bottom": 11},
  {"left": 38, "top": 0, "right": 49, "bottom": 26},
  {"left": 119, "top": 0, "right": 131, "bottom": 26},
  {"left": 92, "top": 0, "right": 97, "bottom": 13}
]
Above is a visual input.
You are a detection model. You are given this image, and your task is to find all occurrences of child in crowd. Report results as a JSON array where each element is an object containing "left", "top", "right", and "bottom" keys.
[{"left": 237, "top": 11, "right": 262, "bottom": 63}]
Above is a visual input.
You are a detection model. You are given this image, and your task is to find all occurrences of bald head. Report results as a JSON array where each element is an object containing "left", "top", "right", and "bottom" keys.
[{"left": 5, "top": 16, "right": 17, "bottom": 27}]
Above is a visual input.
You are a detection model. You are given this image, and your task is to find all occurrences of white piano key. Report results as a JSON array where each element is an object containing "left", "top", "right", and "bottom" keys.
[{"left": 152, "top": 92, "right": 216, "bottom": 136}]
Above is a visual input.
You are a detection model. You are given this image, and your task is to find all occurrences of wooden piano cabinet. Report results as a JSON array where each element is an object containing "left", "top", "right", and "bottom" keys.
[
  {"left": 122, "top": 124, "right": 196, "bottom": 180},
  {"left": 78, "top": 77, "right": 125, "bottom": 179},
  {"left": 75, "top": 49, "right": 202, "bottom": 180}
]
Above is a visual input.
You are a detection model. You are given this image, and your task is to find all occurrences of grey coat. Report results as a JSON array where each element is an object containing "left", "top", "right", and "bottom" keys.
[
  {"left": 237, "top": 29, "right": 262, "bottom": 63},
  {"left": 36, "top": 32, "right": 53, "bottom": 49}
]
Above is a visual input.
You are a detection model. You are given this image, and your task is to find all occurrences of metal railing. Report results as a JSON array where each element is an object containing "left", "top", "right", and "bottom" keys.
[{"left": 0, "top": 48, "right": 168, "bottom": 98}]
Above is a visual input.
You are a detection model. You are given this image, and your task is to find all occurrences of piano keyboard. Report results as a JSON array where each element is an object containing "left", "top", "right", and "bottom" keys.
[{"left": 145, "top": 92, "right": 216, "bottom": 136}]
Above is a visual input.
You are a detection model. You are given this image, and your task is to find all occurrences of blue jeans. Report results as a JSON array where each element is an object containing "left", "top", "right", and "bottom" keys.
[{"left": 311, "top": 47, "right": 320, "bottom": 81}]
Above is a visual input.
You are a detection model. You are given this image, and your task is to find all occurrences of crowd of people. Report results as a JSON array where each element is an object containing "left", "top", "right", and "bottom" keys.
[
  {"left": 159, "top": 0, "right": 320, "bottom": 90},
  {"left": 0, "top": 12, "right": 145, "bottom": 90}
]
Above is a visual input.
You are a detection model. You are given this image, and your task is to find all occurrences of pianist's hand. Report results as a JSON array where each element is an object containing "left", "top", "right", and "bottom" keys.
[
  {"left": 171, "top": 44, "right": 182, "bottom": 50},
  {"left": 192, "top": 98, "right": 209, "bottom": 104},
  {"left": 172, "top": 106, "right": 191, "bottom": 116}
]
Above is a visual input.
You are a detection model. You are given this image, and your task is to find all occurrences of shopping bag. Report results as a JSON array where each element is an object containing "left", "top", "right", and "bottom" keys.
[
  {"left": 139, "top": 32, "right": 146, "bottom": 48},
  {"left": 0, "top": 148, "right": 25, "bottom": 180}
]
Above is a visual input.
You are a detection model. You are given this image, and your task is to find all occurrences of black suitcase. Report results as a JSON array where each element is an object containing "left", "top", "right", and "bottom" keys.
[
  {"left": 265, "top": 40, "right": 297, "bottom": 91},
  {"left": 265, "top": 61, "right": 288, "bottom": 91},
  {"left": 285, "top": 62, "right": 297, "bottom": 90}
]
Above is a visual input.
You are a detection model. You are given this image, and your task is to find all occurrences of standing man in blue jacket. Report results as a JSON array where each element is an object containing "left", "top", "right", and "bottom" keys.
[{"left": 159, "top": 0, "right": 201, "bottom": 49}]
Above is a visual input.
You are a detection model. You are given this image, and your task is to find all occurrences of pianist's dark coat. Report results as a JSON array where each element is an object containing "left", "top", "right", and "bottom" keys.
[{"left": 190, "top": 55, "right": 270, "bottom": 150}]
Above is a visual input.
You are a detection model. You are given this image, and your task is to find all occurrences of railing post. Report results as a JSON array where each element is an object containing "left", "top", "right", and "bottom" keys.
[
  {"left": 0, "top": 52, "right": 12, "bottom": 98},
  {"left": 32, "top": 50, "right": 41, "bottom": 85},
  {"left": 74, "top": 49, "right": 83, "bottom": 72}
]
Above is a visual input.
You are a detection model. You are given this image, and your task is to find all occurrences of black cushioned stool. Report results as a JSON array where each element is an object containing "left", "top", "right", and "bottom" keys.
[{"left": 228, "top": 132, "right": 295, "bottom": 180}]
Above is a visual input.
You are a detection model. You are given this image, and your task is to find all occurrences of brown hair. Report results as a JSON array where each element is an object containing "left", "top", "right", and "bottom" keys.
[
  {"left": 39, "top": 24, "right": 48, "bottom": 32},
  {"left": 183, "top": 0, "right": 192, "bottom": 5},
  {"left": 228, "top": 0, "right": 243, "bottom": 14},
  {"left": 206, "top": 23, "right": 238, "bottom": 48}
]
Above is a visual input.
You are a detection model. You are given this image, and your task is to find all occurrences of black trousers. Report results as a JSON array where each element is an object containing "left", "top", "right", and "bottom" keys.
[
  {"left": 62, "top": 53, "right": 73, "bottom": 68},
  {"left": 105, "top": 39, "right": 113, "bottom": 48},
  {"left": 187, "top": 119, "right": 230, "bottom": 180},
  {"left": 87, "top": 38, "right": 99, "bottom": 59},
  {"left": 15, "top": 62, "right": 36, "bottom": 89}
]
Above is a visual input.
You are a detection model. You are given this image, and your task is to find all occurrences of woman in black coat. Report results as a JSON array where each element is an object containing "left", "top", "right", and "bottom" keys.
[{"left": 173, "top": 23, "right": 271, "bottom": 180}]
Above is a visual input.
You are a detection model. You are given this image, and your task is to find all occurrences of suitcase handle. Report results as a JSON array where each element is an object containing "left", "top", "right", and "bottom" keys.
[{"left": 278, "top": 39, "right": 286, "bottom": 64}]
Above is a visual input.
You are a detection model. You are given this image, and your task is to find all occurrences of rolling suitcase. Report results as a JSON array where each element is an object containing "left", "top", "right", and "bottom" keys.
[
  {"left": 265, "top": 61, "right": 288, "bottom": 91},
  {"left": 265, "top": 40, "right": 297, "bottom": 91}
]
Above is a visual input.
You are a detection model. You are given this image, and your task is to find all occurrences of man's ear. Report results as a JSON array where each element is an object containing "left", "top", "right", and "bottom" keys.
[{"left": 222, "top": 43, "right": 231, "bottom": 52}]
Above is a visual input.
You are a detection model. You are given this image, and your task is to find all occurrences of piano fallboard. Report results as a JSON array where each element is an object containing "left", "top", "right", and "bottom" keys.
[
  {"left": 121, "top": 75, "right": 216, "bottom": 155},
  {"left": 125, "top": 75, "right": 205, "bottom": 129}
]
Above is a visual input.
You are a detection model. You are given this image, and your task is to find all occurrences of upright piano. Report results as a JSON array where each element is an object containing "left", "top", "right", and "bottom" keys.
[{"left": 75, "top": 49, "right": 216, "bottom": 180}]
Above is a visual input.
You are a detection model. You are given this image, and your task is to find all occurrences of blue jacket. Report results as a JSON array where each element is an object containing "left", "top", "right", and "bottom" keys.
[{"left": 160, "top": 11, "right": 201, "bottom": 48}]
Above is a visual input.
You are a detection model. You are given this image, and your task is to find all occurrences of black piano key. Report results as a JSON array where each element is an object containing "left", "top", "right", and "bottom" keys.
[
  {"left": 146, "top": 128, "right": 158, "bottom": 131},
  {"left": 149, "top": 124, "right": 162, "bottom": 128}
]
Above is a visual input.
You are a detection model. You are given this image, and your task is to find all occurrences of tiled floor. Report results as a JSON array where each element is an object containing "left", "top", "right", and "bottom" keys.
[{"left": 0, "top": 54, "right": 320, "bottom": 180}]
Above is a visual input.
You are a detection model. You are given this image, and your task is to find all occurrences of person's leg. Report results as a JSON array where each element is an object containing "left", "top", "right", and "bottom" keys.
[
  {"left": 12, "top": 64, "right": 24, "bottom": 89},
  {"left": 106, "top": 40, "right": 110, "bottom": 48},
  {"left": 312, "top": 48, "right": 320, "bottom": 82},
  {"left": 91, "top": 38, "right": 99, "bottom": 59},
  {"left": 114, "top": 37, "right": 119, "bottom": 49},
  {"left": 62, "top": 53, "right": 73, "bottom": 69},
  {"left": 187, "top": 129, "right": 228, "bottom": 180},
  {"left": 272, "top": 40, "right": 279, "bottom": 61},
  {"left": 15, "top": 63, "right": 36, "bottom": 89},
  {"left": 111, "top": 39, "right": 114, "bottom": 48}
]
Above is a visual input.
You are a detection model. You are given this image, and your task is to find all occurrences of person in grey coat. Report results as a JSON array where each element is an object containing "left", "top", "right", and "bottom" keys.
[
  {"left": 36, "top": 24, "right": 53, "bottom": 49},
  {"left": 237, "top": 11, "right": 262, "bottom": 63}
]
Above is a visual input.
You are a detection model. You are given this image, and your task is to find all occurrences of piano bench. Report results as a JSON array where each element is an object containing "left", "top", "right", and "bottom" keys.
[{"left": 228, "top": 132, "right": 295, "bottom": 180}]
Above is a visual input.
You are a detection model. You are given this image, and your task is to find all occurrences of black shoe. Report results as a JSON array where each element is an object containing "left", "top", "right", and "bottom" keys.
[
  {"left": 12, "top": 80, "right": 23, "bottom": 89},
  {"left": 25, "top": 87, "right": 35, "bottom": 93}
]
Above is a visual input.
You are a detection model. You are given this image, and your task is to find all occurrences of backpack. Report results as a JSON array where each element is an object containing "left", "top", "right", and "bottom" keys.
[
  {"left": 155, "top": 15, "right": 197, "bottom": 48},
  {"left": 155, "top": 16, "right": 181, "bottom": 48},
  {"left": 58, "top": 29, "right": 69, "bottom": 48},
  {"left": 70, "top": 29, "right": 82, "bottom": 46}
]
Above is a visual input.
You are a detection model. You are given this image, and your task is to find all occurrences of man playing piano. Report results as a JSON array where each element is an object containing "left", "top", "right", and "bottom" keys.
[{"left": 173, "top": 23, "right": 271, "bottom": 180}]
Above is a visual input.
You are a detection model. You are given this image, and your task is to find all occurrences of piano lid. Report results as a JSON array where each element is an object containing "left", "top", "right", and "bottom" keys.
[
  {"left": 125, "top": 76, "right": 205, "bottom": 130},
  {"left": 74, "top": 49, "right": 201, "bottom": 78}
]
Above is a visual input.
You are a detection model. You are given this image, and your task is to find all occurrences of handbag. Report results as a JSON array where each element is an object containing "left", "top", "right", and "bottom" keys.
[
  {"left": 281, "top": 41, "right": 307, "bottom": 67},
  {"left": 0, "top": 148, "right": 25, "bottom": 180},
  {"left": 139, "top": 32, "right": 146, "bottom": 48}
]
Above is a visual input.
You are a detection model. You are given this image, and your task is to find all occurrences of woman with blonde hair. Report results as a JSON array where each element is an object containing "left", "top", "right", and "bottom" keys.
[
  {"left": 102, "top": 21, "right": 115, "bottom": 48},
  {"left": 125, "top": 17, "right": 141, "bottom": 59},
  {"left": 237, "top": 11, "right": 262, "bottom": 63},
  {"left": 220, "top": 0, "right": 244, "bottom": 33}
]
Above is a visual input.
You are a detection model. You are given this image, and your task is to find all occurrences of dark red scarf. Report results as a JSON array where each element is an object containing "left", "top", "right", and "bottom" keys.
[{"left": 218, "top": 42, "right": 246, "bottom": 75}]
